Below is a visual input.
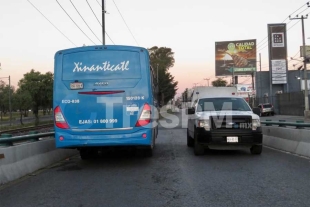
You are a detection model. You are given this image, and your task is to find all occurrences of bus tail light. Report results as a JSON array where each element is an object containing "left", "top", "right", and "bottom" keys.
[
  {"left": 54, "top": 106, "right": 69, "bottom": 129},
  {"left": 135, "top": 103, "right": 151, "bottom": 127}
]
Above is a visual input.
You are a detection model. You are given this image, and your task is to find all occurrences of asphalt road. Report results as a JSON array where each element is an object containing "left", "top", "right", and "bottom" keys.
[{"left": 1, "top": 112, "right": 310, "bottom": 207}]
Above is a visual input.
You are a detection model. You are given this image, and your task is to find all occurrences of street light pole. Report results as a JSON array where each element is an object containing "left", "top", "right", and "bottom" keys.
[
  {"left": 193, "top": 83, "right": 199, "bottom": 88},
  {"left": 259, "top": 53, "right": 262, "bottom": 101},
  {"left": 204, "top": 78, "right": 210, "bottom": 86}
]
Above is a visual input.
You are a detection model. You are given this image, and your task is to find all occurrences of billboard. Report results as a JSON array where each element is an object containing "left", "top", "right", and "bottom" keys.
[
  {"left": 236, "top": 84, "right": 254, "bottom": 98},
  {"left": 215, "top": 39, "right": 256, "bottom": 76},
  {"left": 268, "top": 23, "right": 288, "bottom": 85},
  {"left": 271, "top": 59, "right": 287, "bottom": 84},
  {"left": 271, "top": 33, "right": 285, "bottom": 47},
  {"left": 236, "top": 84, "right": 253, "bottom": 92}
]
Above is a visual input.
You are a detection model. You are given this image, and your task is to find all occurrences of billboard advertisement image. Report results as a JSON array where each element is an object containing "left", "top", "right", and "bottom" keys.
[{"left": 215, "top": 39, "right": 257, "bottom": 76}]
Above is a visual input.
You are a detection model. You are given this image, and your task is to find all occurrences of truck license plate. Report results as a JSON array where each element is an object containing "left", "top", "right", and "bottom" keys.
[{"left": 227, "top": 136, "right": 238, "bottom": 143}]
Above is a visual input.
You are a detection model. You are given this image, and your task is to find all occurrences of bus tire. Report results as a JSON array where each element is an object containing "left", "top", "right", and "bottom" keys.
[
  {"left": 80, "top": 149, "right": 96, "bottom": 160},
  {"left": 144, "top": 148, "right": 153, "bottom": 157},
  {"left": 80, "top": 149, "right": 90, "bottom": 160}
]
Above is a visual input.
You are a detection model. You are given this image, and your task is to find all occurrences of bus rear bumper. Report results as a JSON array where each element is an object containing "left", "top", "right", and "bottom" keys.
[{"left": 55, "top": 129, "right": 153, "bottom": 149}]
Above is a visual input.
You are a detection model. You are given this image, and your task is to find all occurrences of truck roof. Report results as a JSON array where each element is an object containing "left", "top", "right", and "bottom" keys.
[{"left": 191, "top": 86, "right": 237, "bottom": 99}]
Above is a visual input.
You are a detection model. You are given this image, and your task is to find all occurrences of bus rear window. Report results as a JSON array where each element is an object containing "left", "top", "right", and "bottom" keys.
[{"left": 62, "top": 50, "right": 141, "bottom": 80}]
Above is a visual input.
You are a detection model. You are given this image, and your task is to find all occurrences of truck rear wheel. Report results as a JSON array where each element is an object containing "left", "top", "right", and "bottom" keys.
[
  {"left": 250, "top": 145, "right": 262, "bottom": 155},
  {"left": 194, "top": 130, "right": 204, "bottom": 156}
]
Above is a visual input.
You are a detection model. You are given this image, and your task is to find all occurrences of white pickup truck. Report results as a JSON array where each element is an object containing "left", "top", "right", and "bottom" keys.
[{"left": 186, "top": 87, "right": 263, "bottom": 156}]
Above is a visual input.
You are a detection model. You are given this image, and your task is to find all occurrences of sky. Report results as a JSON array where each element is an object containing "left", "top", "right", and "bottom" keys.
[{"left": 0, "top": 0, "right": 310, "bottom": 97}]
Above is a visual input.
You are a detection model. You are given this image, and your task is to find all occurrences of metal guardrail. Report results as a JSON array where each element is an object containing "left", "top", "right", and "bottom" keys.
[
  {"left": 0, "top": 120, "right": 308, "bottom": 147},
  {"left": 0, "top": 132, "right": 55, "bottom": 147},
  {"left": 261, "top": 120, "right": 310, "bottom": 129},
  {"left": 0, "top": 123, "right": 54, "bottom": 135}
]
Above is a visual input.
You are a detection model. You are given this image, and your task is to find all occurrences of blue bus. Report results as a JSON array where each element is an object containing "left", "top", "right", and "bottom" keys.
[{"left": 53, "top": 45, "right": 158, "bottom": 159}]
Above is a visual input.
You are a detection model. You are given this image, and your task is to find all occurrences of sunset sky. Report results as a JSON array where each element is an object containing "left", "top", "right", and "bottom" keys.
[{"left": 1, "top": 0, "right": 310, "bottom": 97}]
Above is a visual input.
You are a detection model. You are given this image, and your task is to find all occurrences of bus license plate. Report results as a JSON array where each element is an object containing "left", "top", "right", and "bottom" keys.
[
  {"left": 70, "top": 82, "right": 83, "bottom": 90},
  {"left": 227, "top": 136, "right": 238, "bottom": 143}
]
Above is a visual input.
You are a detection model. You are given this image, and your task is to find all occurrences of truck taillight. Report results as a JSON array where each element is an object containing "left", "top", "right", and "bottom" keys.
[
  {"left": 135, "top": 103, "right": 151, "bottom": 127},
  {"left": 54, "top": 106, "right": 69, "bottom": 129}
]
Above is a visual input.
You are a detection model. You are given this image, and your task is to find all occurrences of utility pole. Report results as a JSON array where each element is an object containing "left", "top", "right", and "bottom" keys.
[
  {"left": 193, "top": 83, "right": 199, "bottom": 88},
  {"left": 251, "top": 73, "right": 255, "bottom": 91},
  {"left": 251, "top": 72, "right": 255, "bottom": 107},
  {"left": 102, "top": 0, "right": 105, "bottom": 45},
  {"left": 259, "top": 53, "right": 262, "bottom": 101},
  {"left": 204, "top": 78, "right": 210, "bottom": 86},
  {"left": 290, "top": 12, "right": 309, "bottom": 117},
  {"left": 8, "top": 76, "right": 11, "bottom": 126},
  {"left": 232, "top": 67, "right": 235, "bottom": 86}
]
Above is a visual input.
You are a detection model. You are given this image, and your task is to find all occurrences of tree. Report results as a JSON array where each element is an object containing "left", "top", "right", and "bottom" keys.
[
  {"left": 148, "top": 46, "right": 178, "bottom": 105},
  {"left": 181, "top": 88, "right": 189, "bottom": 102},
  {"left": 0, "top": 80, "right": 14, "bottom": 121},
  {"left": 212, "top": 78, "right": 228, "bottom": 87},
  {"left": 18, "top": 69, "right": 54, "bottom": 126},
  {"left": 13, "top": 88, "right": 32, "bottom": 125},
  {"left": 40, "top": 72, "right": 53, "bottom": 115}
]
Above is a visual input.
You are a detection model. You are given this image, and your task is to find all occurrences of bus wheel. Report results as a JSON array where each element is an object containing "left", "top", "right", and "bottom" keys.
[
  {"left": 80, "top": 149, "right": 94, "bottom": 160},
  {"left": 144, "top": 148, "right": 153, "bottom": 157}
]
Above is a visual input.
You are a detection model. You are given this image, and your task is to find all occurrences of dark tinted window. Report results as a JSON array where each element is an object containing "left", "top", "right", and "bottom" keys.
[
  {"left": 197, "top": 97, "right": 251, "bottom": 112},
  {"left": 263, "top": 104, "right": 272, "bottom": 108}
]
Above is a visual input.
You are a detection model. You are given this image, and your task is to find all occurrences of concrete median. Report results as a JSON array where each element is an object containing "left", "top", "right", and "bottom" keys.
[
  {"left": 263, "top": 126, "right": 310, "bottom": 158},
  {"left": 0, "top": 139, "right": 77, "bottom": 185}
]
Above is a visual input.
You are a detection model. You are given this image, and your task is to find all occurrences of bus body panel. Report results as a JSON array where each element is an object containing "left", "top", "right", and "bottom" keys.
[{"left": 53, "top": 45, "right": 157, "bottom": 149}]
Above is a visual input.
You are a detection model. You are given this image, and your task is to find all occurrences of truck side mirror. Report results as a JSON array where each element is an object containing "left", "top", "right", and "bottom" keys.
[{"left": 186, "top": 107, "right": 195, "bottom": 115}]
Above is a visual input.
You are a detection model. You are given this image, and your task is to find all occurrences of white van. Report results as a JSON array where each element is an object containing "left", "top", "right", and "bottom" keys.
[{"left": 186, "top": 87, "right": 263, "bottom": 156}]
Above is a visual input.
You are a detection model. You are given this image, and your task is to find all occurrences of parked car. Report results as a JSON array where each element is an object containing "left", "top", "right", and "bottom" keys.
[{"left": 257, "top": 103, "right": 274, "bottom": 116}]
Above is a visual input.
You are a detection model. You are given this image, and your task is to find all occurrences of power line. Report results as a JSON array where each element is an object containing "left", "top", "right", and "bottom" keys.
[
  {"left": 112, "top": 0, "right": 139, "bottom": 46},
  {"left": 257, "top": 6, "right": 309, "bottom": 50},
  {"left": 86, "top": 0, "right": 115, "bottom": 44},
  {"left": 95, "top": 0, "right": 101, "bottom": 7},
  {"left": 26, "top": 0, "right": 77, "bottom": 46},
  {"left": 70, "top": 0, "right": 102, "bottom": 44},
  {"left": 282, "top": 2, "right": 310, "bottom": 23},
  {"left": 56, "top": 0, "right": 96, "bottom": 45},
  {"left": 87, "top": 0, "right": 102, "bottom": 26},
  {"left": 256, "top": 17, "right": 304, "bottom": 53},
  {"left": 259, "top": 49, "right": 301, "bottom": 71},
  {"left": 256, "top": 2, "right": 310, "bottom": 48}
]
